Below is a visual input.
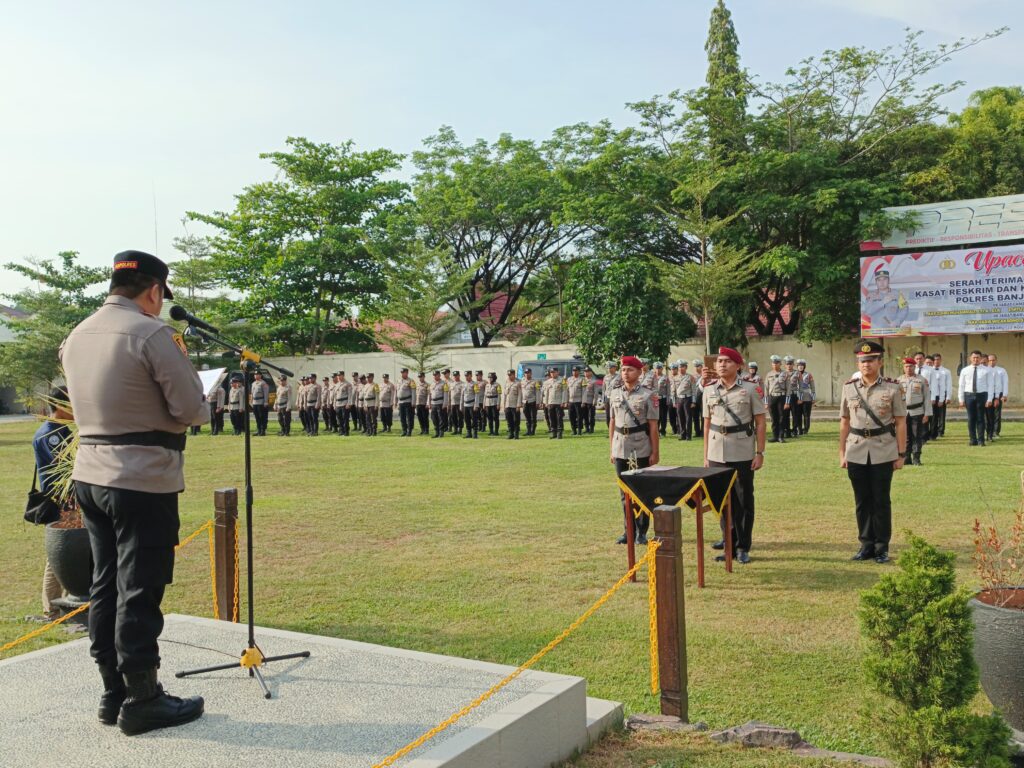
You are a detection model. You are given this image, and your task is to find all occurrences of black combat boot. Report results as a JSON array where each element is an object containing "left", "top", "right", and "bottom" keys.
[
  {"left": 117, "top": 669, "right": 204, "bottom": 736},
  {"left": 97, "top": 662, "right": 127, "bottom": 725}
]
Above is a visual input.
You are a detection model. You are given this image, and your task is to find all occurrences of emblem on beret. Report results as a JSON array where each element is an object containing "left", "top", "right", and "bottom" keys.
[
  {"left": 113, "top": 260, "right": 139, "bottom": 271},
  {"left": 861, "top": 344, "right": 871, "bottom": 353}
]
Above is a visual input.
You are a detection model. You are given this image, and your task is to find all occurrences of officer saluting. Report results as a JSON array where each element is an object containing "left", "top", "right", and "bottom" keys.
[
  {"left": 840, "top": 340, "right": 907, "bottom": 564},
  {"left": 59, "top": 251, "right": 206, "bottom": 735}
]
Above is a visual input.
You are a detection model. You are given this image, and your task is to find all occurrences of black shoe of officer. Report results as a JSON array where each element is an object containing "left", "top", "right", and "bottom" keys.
[
  {"left": 874, "top": 551, "right": 890, "bottom": 564},
  {"left": 914, "top": 454, "right": 922, "bottom": 466},
  {"left": 711, "top": 539, "right": 725, "bottom": 550},
  {"left": 636, "top": 533, "right": 648, "bottom": 545},
  {"left": 97, "top": 662, "right": 126, "bottom": 725},
  {"left": 851, "top": 548, "right": 873, "bottom": 561},
  {"left": 117, "top": 669, "right": 204, "bottom": 736},
  {"left": 714, "top": 553, "right": 727, "bottom": 562},
  {"left": 737, "top": 549, "right": 751, "bottom": 564},
  {"left": 616, "top": 533, "right": 627, "bottom": 544}
]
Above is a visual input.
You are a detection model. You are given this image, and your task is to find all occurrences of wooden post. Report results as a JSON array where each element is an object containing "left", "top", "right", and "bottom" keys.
[
  {"left": 213, "top": 488, "right": 239, "bottom": 622},
  {"left": 653, "top": 504, "right": 688, "bottom": 721}
]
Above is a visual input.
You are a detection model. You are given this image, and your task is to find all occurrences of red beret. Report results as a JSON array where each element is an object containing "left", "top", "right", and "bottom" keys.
[
  {"left": 903, "top": 357, "right": 916, "bottom": 365},
  {"left": 620, "top": 355, "right": 643, "bottom": 369},
  {"left": 718, "top": 346, "right": 743, "bottom": 366}
]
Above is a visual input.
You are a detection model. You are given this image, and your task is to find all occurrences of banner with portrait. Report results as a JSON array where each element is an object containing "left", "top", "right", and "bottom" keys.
[{"left": 860, "top": 245, "right": 1024, "bottom": 336}]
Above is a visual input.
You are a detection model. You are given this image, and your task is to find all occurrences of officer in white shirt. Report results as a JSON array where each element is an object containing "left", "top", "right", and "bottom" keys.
[
  {"left": 957, "top": 350, "right": 994, "bottom": 446},
  {"left": 987, "top": 354, "right": 1009, "bottom": 440},
  {"left": 930, "top": 353, "right": 952, "bottom": 439}
]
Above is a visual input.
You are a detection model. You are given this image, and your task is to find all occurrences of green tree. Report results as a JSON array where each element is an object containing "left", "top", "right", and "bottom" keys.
[
  {"left": 564, "top": 255, "right": 694, "bottom": 363},
  {"left": 411, "top": 127, "right": 587, "bottom": 347},
  {"left": 189, "top": 137, "right": 407, "bottom": 355},
  {"left": 860, "top": 535, "right": 1011, "bottom": 768},
  {"left": 699, "top": 0, "right": 747, "bottom": 160},
  {"left": 0, "top": 252, "right": 108, "bottom": 399},
  {"left": 367, "top": 243, "right": 477, "bottom": 372}
]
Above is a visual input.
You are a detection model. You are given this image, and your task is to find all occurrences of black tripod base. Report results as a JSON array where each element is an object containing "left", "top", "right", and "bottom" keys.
[{"left": 176, "top": 650, "right": 311, "bottom": 699}]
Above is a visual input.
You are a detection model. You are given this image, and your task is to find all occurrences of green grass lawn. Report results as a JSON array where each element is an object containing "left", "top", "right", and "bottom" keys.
[{"left": 2, "top": 419, "right": 1020, "bottom": 761}]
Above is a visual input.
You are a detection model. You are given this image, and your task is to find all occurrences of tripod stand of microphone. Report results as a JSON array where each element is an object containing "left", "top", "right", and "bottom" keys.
[{"left": 171, "top": 312, "right": 310, "bottom": 699}]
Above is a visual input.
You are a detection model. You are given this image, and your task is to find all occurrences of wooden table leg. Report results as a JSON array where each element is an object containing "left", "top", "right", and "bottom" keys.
[
  {"left": 724, "top": 480, "right": 734, "bottom": 573},
  {"left": 694, "top": 487, "right": 705, "bottom": 588}
]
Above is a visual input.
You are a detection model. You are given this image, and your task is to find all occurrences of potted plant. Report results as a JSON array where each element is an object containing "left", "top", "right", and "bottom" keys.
[
  {"left": 40, "top": 396, "right": 92, "bottom": 602},
  {"left": 972, "top": 471, "right": 1024, "bottom": 742}
]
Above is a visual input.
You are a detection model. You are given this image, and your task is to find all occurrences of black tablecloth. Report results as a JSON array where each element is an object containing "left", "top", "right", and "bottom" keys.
[{"left": 617, "top": 465, "right": 737, "bottom": 518}]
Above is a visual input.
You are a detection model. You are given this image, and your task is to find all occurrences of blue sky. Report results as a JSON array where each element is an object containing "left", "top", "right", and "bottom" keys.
[{"left": 1, "top": 0, "right": 1021, "bottom": 296}]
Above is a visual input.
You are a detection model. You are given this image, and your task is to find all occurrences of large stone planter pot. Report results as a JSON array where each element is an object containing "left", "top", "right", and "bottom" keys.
[
  {"left": 44, "top": 522, "right": 92, "bottom": 601},
  {"left": 971, "top": 588, "right": 1024, "bottom": 740}
]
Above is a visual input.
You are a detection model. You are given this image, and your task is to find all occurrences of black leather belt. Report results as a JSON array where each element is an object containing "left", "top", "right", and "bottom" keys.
[
  {"left": 398, "top": 397, "right": 412, "bottom": 402},
  {"left": 710, "top": 422, "right": 754, "bottom": 435},
  {"left": 80, "top": 431, "right": 186, "bottom": 452},
  {"left": 616, "top": 425, "right": 646, "bottom": 435},
  {"left": 907, "top": 404, "right": 924, "bottom": 412},
  {"left": 850, "top": 426, "right": 894, "bottom": 438}
]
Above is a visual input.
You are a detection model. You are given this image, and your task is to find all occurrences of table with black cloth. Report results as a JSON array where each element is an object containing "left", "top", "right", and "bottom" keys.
[{"left": 617, "top": 465, "right": 738, "bottom": 587}]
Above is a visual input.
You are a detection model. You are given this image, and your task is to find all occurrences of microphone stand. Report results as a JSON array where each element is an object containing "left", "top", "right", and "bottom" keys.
[{"left": 174, "top": 323, "right": 310, "bottom": 699}]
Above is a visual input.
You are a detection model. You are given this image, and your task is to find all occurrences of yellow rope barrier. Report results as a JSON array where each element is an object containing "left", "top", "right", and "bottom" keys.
[
  {"left": 1, "top": 520, "right": 214, "bottom": 657},
  {"left": 371, "top": 547, "right": 659, "bottom": 768},
  {"left": 208, "top": 522, "right": 219, "bottom": 620},
  {"left": 648, "top": 540, "right": 660, "bottom": 694}
]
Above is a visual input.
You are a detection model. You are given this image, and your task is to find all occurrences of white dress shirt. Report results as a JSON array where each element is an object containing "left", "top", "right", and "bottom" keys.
[
  {"left": 932, "top": 366, "right": 952, "bottom": 401},
  {"left": 990, "top": 365, "right": 1009, "bottom": 398},
  {"left": 958, "top": 364, "right": 994, "bottom": 403}
]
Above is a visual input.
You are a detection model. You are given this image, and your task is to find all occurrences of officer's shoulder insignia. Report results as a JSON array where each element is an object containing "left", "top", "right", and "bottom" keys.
[
  {"left": 443, "top": 383, "right": 449, "bottom": 391},
  {"left": 171, "top": 332, "right": 188, "bottom": 356},
  {"left": 497, "top": 385, "right": 502, "bottom": 393},
  {"left": 843, "top": 378, "right": 858, "bottom": 385},
  {"left": 374, "top": 384, "right": 380, "bottom": 392}
]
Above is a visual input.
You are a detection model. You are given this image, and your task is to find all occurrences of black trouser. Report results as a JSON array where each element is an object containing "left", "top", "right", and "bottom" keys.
[
  {"left": 693, "top": 393, "right": 704, "bottom": 434},
  {"left": 229, "top": 409, "right": 244, "bottom": 434},
  {"left": 416, "top": 404, "right": 429, "bottom": 433},
  {"left": 276, "top": 408, "right": 291, "bottom": 435},
  {"left": 768, "top": 396, "right": 785, "bottom": 440},
  {"left": 77, "top": 481, "right": 176, "bottom": 673},
  {"left": 965, "top": 392, "right": 987, "bottom": 444},
  {"left": 568, "top": 401, "right": 583, "bottom": 434},
  {"left": 906, "top": 413, "right": 925, "bottom": 461},
  {"left": 504, "top": 407, "right": 521, "bottom": 437},
  {"left": 986, "top": 398, "right": 1002, "bottom": 439},
  {"left": 801, "top": 401, "right": 812, "bottom": 434},
  {"left": 323, "top": 406, "right": 335, "bottom": 432},
  {"left": 523, "top": 401, "right": 538, "bottom": 434},
  {"left": 450, "top": 404, "right": 462, "bottom": 433},
  {"left": 209, "top": 406, "right": 223, "bottom": 435},
  {"left": 848, "top": 459, "right": 894, "bottom": 554},
  {"left": 709, "top": 459, "right": 755, "bottom": 551},
  {"left": 336, "top": 405, "right": 350, "bottom": 435},
  {"left": 441, "top": 404, "right": 449, "bottom": 432},
  {"left": 462, "top": 404, "right": 477, "bottom": 437},
  {"left": 298, "top": 406, "right": 309, "bottom": 433},
  {"left": 306, "top": 407, "right": 319, "bottom": 434},
  {"left": 364, "top": 406, "right": 378, "bottom": 435},
  {"left": 430, "top": 405, "right": 445, "bottom": 436},
  {"left": 399, "top": 401, "right": 414, "bottom": 434},
  {"left": 614, "top": 457, "right": 650, "bottom": 538},
  {"left": 676, "top": 399, "right": 692, "bottom": 439},
  {"left": 485, "top": 404, "right": 499, "bottom": 434},
  {"left": 788, "top": 401, "right": 802, "bottom": 435},
  {"left": 584, "top": 403, "right": 596, "bottom": 433},
  {"left": 547, "top": 404, "right": 564, "bottom": 436},
  {"left": 658, "top": 400, "right": 669, "bottom": 435},
  {"left": 323, "top": 406, "right": 333, "bottom": 432},
  {"left": 252, "top": 404, "right": 269, "bottom": 434},
  {"left": 929, "top": 400, "right": 944, "bottom": 439},
  {"left": 668, "top": 401, "right": 678, "bottom": 434},
  {"left": 380, "top": 407, "right": 393, "bottom": 431},
  {"left": 475, "top": 405, "right": 486, "bottom": 432},
  {"left": 994, "top": 398, "right": 1003, "bottom": 436}
]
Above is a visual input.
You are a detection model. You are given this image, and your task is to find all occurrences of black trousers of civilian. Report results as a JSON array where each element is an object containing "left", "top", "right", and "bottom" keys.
[
  {"left": 399, "top": 402, "right": 414, "bottom": 434},
  {"left": 709, "top": 459, "right": 755, "bottom": 551},
  {"left": 768, "top": 396, "right": 786, "bottom": 440},
  {"left": 568, "top": 402, "right": 583, "bottom": 434},
  {"left": 523, "top": 402, "right": 538, "bottom": 434},
  {"left": 994, "top": 399, "right": 1003, "bottom": 436},
  {"left": 614, "top": 456, "right": 650, "bottom": 538},
  {"left": 965, "top": 392, "right": 987, "bottom": 444},
  {"left": 77, "top": 481, "right": 177, "bottom": 673},
  {"left": 847, "top": 459, "right": 893, "bottom": 554},
  {"left": 986, "top": 400, "right": 1002, "bottom": 439},
  {"left": 929, "top": 401, "right": 946, "bottom": 438},
  {"left": 416, "top": 404, "right": 429, "bottom": 433}
]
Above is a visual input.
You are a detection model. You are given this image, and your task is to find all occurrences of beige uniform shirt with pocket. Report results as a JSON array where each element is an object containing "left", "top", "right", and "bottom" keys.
[
  {"left": 609, "top": 385, "right": 658, "bottom": 459},
  {"left": 59, "top": 295, "right": 208, "bottom": 494},
  {"left": 840, "top": 377, "right": 907, "bottom": 464},
  {"left": 703, "top": 379, "right": 766, "bottom": 462}
]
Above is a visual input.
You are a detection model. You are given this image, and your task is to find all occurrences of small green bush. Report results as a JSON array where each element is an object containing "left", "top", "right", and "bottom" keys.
[{"left": 859, "top": 535, "right": 1011, "bottom": 768}]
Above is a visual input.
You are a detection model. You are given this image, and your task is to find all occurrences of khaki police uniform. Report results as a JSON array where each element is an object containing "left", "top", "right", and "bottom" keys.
[
  {"left": 521, "top": 376, "right": 542, "bottom": 435},
  {"left": 703, "top": 378, "right": 766, "bottom": 555},
  {"left": 379, "top": 378, "right": 396, "bottom": 432},
  {"left": 840, "top": 356, "right": 907, "bottom": 560},
  {"left": 566, "top": 373, "right": 585, "bottom": 435},
  {"left": 250, "top": 377, "right": 270, "bottom": 436},
  {"left": 462, "top": 376, "right": 480, "bottom": 439},
  {"left": 210, "top": 384, "right": 226, "bottom": 435},
  {"left": 764, "top": 365, "right": 792, "bottom": 442},
  {"left": 396, "top": 376, "right": 416, "bottom": 436},
  {"left": 897, "top": 373, "right": 931, "bottom": 465},
  {"left": 503, "top": 376, "right": 523, "bottom": 439},
  {"left": 582, "top": 375, "right": 599, "bottom": 433},
  {"left": 449, "top": 378, "right": 465, "bottom": 434},
  {"left": 415, "top": 377, "right": 430, "bottom": 434},
  {"left": 275, "top": 381, "right": 292, "bottom": 436},
  {"left": 609, "top": 383, "right": 658, "bottom": 541},
  {"left": 429, "top": 377, "right": 449, "bottom": 437}
]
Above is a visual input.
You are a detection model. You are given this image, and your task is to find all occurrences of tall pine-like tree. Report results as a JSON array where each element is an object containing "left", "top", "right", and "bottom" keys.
[{"left": 702, "top": 0, "right": 747, "bottom": 161}]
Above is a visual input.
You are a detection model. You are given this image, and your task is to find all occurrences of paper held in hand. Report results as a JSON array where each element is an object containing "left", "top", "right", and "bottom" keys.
[{"left": 198, "top": 368, "right": 227, "bottom": 400}]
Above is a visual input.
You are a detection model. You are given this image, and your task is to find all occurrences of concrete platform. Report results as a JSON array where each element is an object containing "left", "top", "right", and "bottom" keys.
[{"left": 0, "top": 614, "right": 622, "bottom": 768}]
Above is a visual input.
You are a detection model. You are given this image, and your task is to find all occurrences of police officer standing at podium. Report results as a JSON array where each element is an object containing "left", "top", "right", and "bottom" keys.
[{"left": 60, "top": 250, "right": 206, "bottom": 735}]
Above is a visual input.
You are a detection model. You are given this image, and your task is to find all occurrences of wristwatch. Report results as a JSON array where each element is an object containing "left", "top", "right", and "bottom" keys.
[
  {"left": 756, "top": 451, "right": 764, "bottom": 456},
  {"left": 898, "top": 451, "right": 907, "bottom": 458}
]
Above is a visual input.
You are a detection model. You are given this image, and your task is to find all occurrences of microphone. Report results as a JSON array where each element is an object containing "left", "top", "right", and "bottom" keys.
[{"left": 170, "top": 305, "right": 220, "bottom": 334}]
